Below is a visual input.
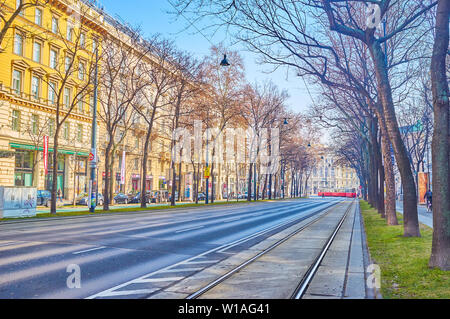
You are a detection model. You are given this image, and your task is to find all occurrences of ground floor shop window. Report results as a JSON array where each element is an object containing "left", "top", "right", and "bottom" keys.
[
  {"left": 46, "top": 154, "right": 65, "bottom": 197},
  {"left": 14, "top": 150, "right": 34, "bottom": 186}
]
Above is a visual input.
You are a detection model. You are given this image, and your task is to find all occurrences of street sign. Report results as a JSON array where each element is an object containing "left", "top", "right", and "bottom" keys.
[
  {"left": 89, "top": 152, "right": 95, "bottom": 161},
  {"left": 204, "top": 166, "right": 210, "bottom": 179}
]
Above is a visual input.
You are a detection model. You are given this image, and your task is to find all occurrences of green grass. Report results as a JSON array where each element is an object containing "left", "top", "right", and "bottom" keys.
[
  {"left": 360, "top": 200, "right": 450, "bottom": 299},
  {"left": 0, "top": 197, "right": 301, "bottom": 221}
]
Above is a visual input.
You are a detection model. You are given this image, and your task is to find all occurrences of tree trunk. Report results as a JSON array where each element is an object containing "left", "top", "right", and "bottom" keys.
[
  {"left": 429, "top": 0, "right": 450, "bottom": 270},
  {"left": 369, "top": 41, "right": 420, "bottom": 237},
  {"left": 50, "top": 129, "right": 60, "bottom": 215},
  {"left": 377, "top": 135, "right": 386, "bottom": 219},
  {"left": 247, "top": 163, "right": 253, "bottom": 201},
  {"left": 381, "top": 130, "right": 399, "bottom": 226}
]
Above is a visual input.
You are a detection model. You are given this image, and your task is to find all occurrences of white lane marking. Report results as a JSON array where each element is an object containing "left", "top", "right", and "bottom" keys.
[
  {"left": 0, "top": 241, "right": 20, "bottom": 247},
  {"left": 223, "top": 217, "right": 241, "bottom": 223},
  {"left": 73, "top": 246, "right": 106, "bottom": 255},
  {"left": 184, "top": 260, "right": 220, "bottom": 265},
  {"left": 158, "top": 267, "right": 203, "bottom": 273},
  {"left": 175, "top": 225, "right": 204, "bottom": 233},
  {"left": 135, "top": 277, "right": 184, "bottom": 283},
  {"left": 98, "top": 289, "right": 157, "bottom": 297}
]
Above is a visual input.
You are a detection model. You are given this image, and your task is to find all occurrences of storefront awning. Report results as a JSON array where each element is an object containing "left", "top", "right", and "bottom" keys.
[{"left": 9, "top": 143, "right": 89, "bottom": 156}]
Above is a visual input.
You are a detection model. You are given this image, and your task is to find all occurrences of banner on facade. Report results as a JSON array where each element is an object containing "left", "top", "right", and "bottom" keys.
[
  {"left": 120, "top": 151, "right": 126, "bottom": 185},
  {"left": 43, "top": 136, "right": 49, "bottom": 175}
]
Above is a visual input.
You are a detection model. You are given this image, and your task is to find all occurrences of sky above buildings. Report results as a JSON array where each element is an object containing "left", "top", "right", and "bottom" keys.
[{"left": 98, "top": 0, "right": 315, "bottom": 115}]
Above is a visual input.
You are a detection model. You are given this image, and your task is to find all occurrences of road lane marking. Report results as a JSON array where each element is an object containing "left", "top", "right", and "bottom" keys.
[
  {"left": 223, "top": 217, "right": 241, "bottom": 223},
  {"left": 97, "top": 289, "right": 157, "bottom": 297},
  {"left": 135, "top": 277, "right": 185, "bottom": 283},
  {"left": 184, "top": 260, "right": 220, "bottom": 265},
  {"left": 159, "top": 267, "right": 204, "bottom": 273},
  {"left": 0, "top": 241, "right": 20, "bottom": 247},
  {"left": 73, "top": 246, "right": 106, "bottom": 255},
  {"left": 175, "top": 226, "right": 204, "bottom": 233}
]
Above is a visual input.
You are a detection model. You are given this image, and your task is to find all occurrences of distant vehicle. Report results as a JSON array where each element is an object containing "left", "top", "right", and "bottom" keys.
[
  {"left": 77, "top": 193, "right": 104, "bottom": 206},
  {"left": 114, "top": 193, "right": 129, "bottom": 204},
  {"left": 37, "top": 190, "right": 51, "bottom": 207},
  {"left": 129, "top": 192, "right": 152, "bottom": 204},
  {"left": 197, "top": 192, "right": 206, "bottom": 201}
]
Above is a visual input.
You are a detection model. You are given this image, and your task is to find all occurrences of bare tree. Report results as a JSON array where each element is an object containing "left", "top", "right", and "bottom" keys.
[
  {"left": 0, "top": 0, "right": 50, "bottom": 49},
  {"left": 97, "top": 24, "right": 149, "bottom": 210},
  {"left": 133, "top": 37, "right": 178, "bottom": 208}
]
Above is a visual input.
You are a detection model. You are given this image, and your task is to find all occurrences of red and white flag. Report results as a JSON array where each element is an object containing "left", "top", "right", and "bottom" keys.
[
  {"left": 43, "top": 136, "right": 49, "bottom": 175},
  {"left": 120, "top": 151, "right": 126, "bottom": 185}
]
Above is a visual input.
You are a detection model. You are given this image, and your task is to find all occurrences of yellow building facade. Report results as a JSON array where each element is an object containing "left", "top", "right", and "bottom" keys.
[{"left": 0, "top": 0, "right": 177, "bottom": 203}]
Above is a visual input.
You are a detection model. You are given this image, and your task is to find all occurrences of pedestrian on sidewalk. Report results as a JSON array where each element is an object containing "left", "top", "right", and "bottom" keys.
[{"left": 57, "top": 188, "right": 63, "bottom": 203}]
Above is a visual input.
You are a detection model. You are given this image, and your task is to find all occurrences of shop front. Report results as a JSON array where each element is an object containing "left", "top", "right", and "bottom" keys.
[{"left": 14, "top": 150, "right": 34, "bottom": 187}]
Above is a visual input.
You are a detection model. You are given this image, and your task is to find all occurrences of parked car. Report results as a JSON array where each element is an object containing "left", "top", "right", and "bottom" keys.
[
  {"left": 114, "top": 193, "right": 130, "bottom": 204},
  {"left": 37, "top": 190, "right": 52, "bottom": 207},
  {"left": 77, "top": 193, "right": 104, "bottom": 206},
  {"left": 128, "top": 192, "right": 152, "bottom": 204},
  {"left": 197, "top": 192, "right": 206, "bottom": 201}
]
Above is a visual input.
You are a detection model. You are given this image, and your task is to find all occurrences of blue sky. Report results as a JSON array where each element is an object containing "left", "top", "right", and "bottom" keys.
[{"left": 99, "top": 0, "right": 313, "bottom": 114}]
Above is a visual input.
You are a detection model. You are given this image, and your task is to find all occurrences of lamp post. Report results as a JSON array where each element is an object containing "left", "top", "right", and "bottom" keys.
[{"left": 89, "top": 49, "right": 99, "bottom": 213}]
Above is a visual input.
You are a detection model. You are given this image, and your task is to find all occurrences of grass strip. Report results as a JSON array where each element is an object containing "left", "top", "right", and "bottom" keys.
[{"left": 360, "top": 200, "right": 449, "bottom": 299}]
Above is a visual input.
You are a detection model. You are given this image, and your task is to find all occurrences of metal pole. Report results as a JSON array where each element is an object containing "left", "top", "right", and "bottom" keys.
[
  {"left": 205, "top": 127, "right": 209, "bottom": 205},
  {"left": 89, "top": 49, "right": 99, "bottom": 213}
]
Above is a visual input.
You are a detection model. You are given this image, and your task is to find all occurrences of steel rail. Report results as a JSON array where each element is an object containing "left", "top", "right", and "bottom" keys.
[
  {"left": 291, "top": 200, "right": 354, "bottom": 299},
  {"left": 185, "top": 200, "right": 348, "bottom": 299}
]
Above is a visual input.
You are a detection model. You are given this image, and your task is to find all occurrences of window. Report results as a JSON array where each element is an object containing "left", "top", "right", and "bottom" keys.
[
  {"left": 48, "top": 118, "right": 55, "bottom": 136},
  {"left": 52, "top": 17, "right": 58, "bottom": 34},
  {"left": 78, "top": 99, "right": 84, "bottom": 113},
  {"left": 33, "top": 41, "right": 41, "bottom": 63},
  {"left": 15, "top": 150, "right": 34, "bottom": 187},
  {"left": 14, "top": 33, "right": 23, "bottom": 55},
  {"left": 31, "top": 76, "right": 40, "bottom": 100},
  {"left": 78, "top": 61, "right": 85, "bottom": 80},
  {"left": 16, "top": 0, "right": 24, "bottom": 16},
  {"left": 80, "top": 33, "right": 86, "bottom": 48},
  {"left": 63, "top": 122, "right": 70, "bottom": 140},
  {"left": 48, "top": 81, "right": 56, "bottom": 105},
  {"left": 89, "top": 95, "right": 94, "bottom": 114},
  {"left": 77, "top": 124, "right": 83, "bottom": 142},
  {"left": 35, "top": 8, "right": 42, "bottom": 26},
  {"left": 134, "top": 158, "right": 139, "bottom": 170},
  {"left": 64, "top": 87, "right": 71, "bottom": 108},
  {"left": 92, "top": 38, "right": 97, "bottom": 53},
  {"left": 31, "top": 114, "right": 39, "bottom": 134},
  {"left": 65, "top": 56, "right": 71, "bottom": 72},
  {"left": 12, "top": 110, "right": 20, "bottom": 131},
  {"left": 66, "top": 23, "right": 73, "bottom": 42},
  {"left": 12, "top": 70, "right": 22, "bottom": 95},
  {"left": 50, "top": 49, "right": 58, "bottom": 69}
]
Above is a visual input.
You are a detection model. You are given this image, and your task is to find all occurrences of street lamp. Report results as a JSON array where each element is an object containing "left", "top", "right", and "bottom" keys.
[
  {"left": 89, "top": 48, "right": 99, "bottom": 213},
  {"left": 220, "top": 54, "right": 230, "bottom": 67}
]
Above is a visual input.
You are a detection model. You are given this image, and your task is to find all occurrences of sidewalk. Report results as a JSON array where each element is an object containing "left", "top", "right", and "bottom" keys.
[{"left": 396, "top": 201, "right": 433, "bottom": 228}]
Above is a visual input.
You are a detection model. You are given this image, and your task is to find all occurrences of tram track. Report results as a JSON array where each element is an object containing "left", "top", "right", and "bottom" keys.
[{"left": 184, "top": 200, "right": 354, "bottom": 299}]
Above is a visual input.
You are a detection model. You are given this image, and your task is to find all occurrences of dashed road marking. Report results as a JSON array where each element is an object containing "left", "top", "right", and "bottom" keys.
[
  {"left": 135, "top": 277, "right": 185, "bottom": 283},
  {"left": 73, "top": 246, "right": 106, "bottom": 255},
  {"left": 175, "top": 226, "right": 204, "bottom": 233}
]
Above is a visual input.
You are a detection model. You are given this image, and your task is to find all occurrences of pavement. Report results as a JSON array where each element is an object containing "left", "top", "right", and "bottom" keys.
[
  {"left": 396, "top": 201, "right": 433, "bottom": 228},
  {"left": 0, "top": 197, "right": 349, "bottom": 299}
]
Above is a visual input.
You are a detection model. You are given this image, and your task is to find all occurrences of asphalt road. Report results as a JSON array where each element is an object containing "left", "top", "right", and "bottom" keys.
[{"left": 0, "top": 198, "right": 343, "bottom": 299}]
